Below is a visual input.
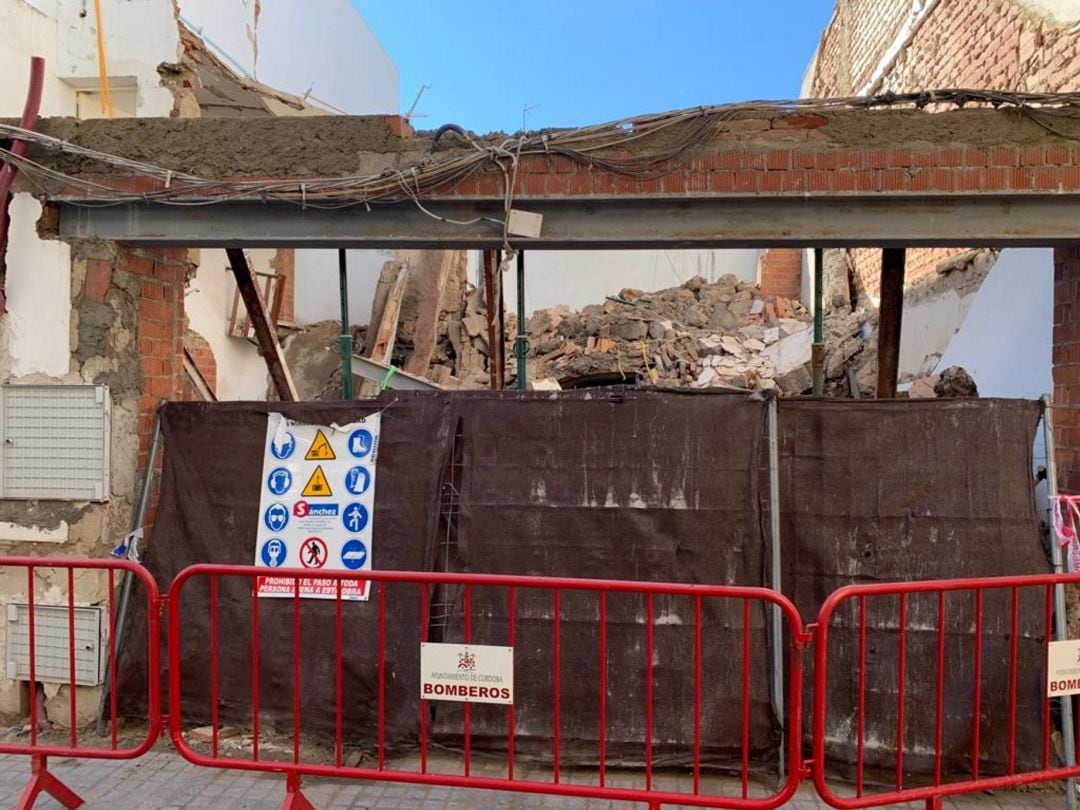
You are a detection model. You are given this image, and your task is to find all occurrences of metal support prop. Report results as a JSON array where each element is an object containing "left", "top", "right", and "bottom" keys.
[
  {"left": 1042, "top": 394, "right": 1077, "bottom": 809},
  {"left": 812, "top": 247, "right": 825, "bottom": 396},
  {"left": 483, "top": 250, "right": 499, "bottom": 390},
  {"left": 515, "top": 250, "right": 527, "bottom": 390},
  {"left": 767, "top": 394, "right": 785, "bottom": 779},
  {"left": 876, "top": 248, "right": 906, "bottom": 398},
  {"left": 95, "top": 410, "right": 162, "bottom": 736},
  {"left": 226, "top": 248, "right": 298, "bottom": 401},
  {"left": 338, "top": 249, "right": 353, "bottom": 399}
]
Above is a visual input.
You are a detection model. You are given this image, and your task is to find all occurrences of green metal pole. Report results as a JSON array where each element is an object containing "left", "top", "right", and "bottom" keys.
[
  {"left": 515, "top": 250, "right": 528, "bottom": 390},
  {"left": 338, "top": 249, "right": 353, "bottom": 399},
  {"left": 812, "top": 247, "right": 825, "bottom": 396}
]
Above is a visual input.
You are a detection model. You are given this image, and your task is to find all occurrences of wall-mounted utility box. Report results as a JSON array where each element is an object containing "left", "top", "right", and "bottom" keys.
[
  {"left": 0, "top": 385, "right": 111, "bottom": 501},
  {"left": 5, "top": 603, "right": 105, "bottom": 686}
]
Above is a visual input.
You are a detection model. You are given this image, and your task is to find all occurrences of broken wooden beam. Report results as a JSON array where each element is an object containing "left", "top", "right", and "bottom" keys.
[{"left": 226, "top": 247, "right": 298, "bottom": 401}]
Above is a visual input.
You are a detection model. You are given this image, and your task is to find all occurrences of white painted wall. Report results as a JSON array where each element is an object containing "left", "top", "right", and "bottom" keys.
[
  {"left": 54, "top": 0, "right": 180, "bottom": 117},
  {"left": 184, "top": 248, "right": 276, "bottom": 400},
  {"left": 2, "top": 194, "right": 71, "bottom": 379},
  {"left": 294, "top": 249, "right": 393, "bottom": 327},
  {"left": 175, "top": 0, "right": 398, "bottom": 114},
  {"left": 935, "top": 249, "right": 1053, "bottom": 398},
  {"left": 468, "top": 250, "right": 761, "bottom": 317},
  {"left": 897, "top": 284, "right": 980, "bottom": 379},
  {"left": 0, "top": 0, "right": 76, "bottom": 118}
]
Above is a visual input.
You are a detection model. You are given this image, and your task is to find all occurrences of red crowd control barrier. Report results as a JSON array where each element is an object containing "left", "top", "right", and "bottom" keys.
[
  {"left": 0, "top": 557, "right": 162, "bottom": 810},
  {"left": 812, "top": 574, "right": 1080, "bottom": 809},
  {"left": 167, "top": 564, "right": 807, "bottom": 810}
]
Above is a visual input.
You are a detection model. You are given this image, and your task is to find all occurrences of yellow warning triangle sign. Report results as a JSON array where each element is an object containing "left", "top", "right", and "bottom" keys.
[
  {"left": 305, "top": 429, "right": 336, "bottom": 461},
  {"left": 301, "top": 465, "right": 333, "bottom": 497}
]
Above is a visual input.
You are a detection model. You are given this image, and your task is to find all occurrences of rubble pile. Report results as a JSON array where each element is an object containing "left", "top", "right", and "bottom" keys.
[{"left": 518, "top": 274, "right": 876, "bottom": 395}]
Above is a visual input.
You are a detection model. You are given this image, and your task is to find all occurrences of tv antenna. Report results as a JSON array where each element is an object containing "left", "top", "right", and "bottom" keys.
[
  {"left": 522, "top": 103, "right": 541, "bottom": 132},
  {"left": 404, "top": 84, "right": 431, "bottom": 121}
]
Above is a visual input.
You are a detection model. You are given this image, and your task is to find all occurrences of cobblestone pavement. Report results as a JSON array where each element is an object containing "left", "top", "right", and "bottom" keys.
[{"left": 0, "top": 750, "right": 1071, "bottom": 809}]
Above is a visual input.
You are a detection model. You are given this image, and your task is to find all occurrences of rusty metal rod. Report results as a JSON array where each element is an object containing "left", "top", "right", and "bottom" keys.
[{"left": 876, "top": 248, "right": 905, "bottom": 398}]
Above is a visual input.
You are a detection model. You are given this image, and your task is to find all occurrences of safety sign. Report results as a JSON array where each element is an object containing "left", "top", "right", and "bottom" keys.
[
  {"left": 301, "top": 466, "right": 332, "bottom": 497},
  {"left": 340, "top": 539, "right": 368, "bottom": 570},
  {"left": 345, "top": 466, "right": 371, "bottom": 496},
  {"left": 306, "top": 430, "right": 336, "bottom": 461},
  {"left": 254, "top": 412, "right": 380, "bottom": 600},
  {"left": 267, "top": 468, "right": 292, "bottom": 496},
  {"left": 1048, "top": 639, "right": 1080, "bottom": 697},
  {"left": 420, "top": 643, "right": 514, "bottom": 705}
]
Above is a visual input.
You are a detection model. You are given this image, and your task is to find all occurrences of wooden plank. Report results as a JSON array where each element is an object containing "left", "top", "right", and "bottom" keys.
[
  {"left": 403, "top": 251, "right": 457, "bottom": 376},
  {"left": 357, "top": 259, "right": 410, "bottom": 397}
]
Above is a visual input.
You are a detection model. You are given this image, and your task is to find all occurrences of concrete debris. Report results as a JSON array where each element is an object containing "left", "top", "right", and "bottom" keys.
[
  {"left": 190, "top": 726, "right": 242, "bottom": 743},
  {"left": 529, "top": 378, "right": 562, "bottom": 391},
  {"left": 908, "top": 375, "right": 940, "bottom": 399},
  {"left": 933, "top": 366, "right": 979, "bottom": 398},
  {"left": 284, "top": 253, "right": 888, "bottom": 399},
  {"left": 514, "top": 273, "right": 873, "bottom": 396}
]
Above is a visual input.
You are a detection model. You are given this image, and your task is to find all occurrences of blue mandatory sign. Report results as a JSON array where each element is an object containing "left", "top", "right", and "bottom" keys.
[
  {"left": 340, "top": 539, "right": 369, "bottom": 570},
  {"left": 266, "top": 467, "right": 292, "bottom": 496},
  {"left": 344, "top": 465, "right": 371, "bottom": 496},
  {"left": 260, "top": 538, "right": 287, "bottom": 568},
  {"left": 270, "top": 432, "right": 296, "bottom": 460},
  {"left": 347, "top": 428, "right": 374, "bottom": 459},
  {"left": 263, "top": 502, "right": 290, "bottom": 532},
  {"left": 342, "top": 502, "right": 369, "bottom": 534}
]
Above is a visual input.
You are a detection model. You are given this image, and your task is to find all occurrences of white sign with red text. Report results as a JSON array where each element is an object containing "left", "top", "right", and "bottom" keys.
[
  {"left": 254, "top": 412, "right": 379, "bottom": 600},
  {"left": 1048, "top": 639, "right": 1080, "bottom": 697},
  {"left": 420, "top": 643, "right": 514, "bottom": 705}
]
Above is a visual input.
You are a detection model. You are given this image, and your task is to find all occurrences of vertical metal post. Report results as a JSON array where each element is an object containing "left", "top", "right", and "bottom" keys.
[
  {"left": 812, "top": 247, "right": 825, "bottom": 396},
  {"left": 1042, "top": 394, "right": 1077, "bottom": 809},
  {"left": 876, "top": 248, "right": 906, "bottom": 398},
  {"left": 483, "top": 250, "right": 499, "bottom": 391},
  {"left": 95, "top": 410, "right": 162, "bottom": 735},
  {"left": 767, "top": 394, "right": 785, "bottom": 779},
  {"left": 515, "top": 251, "right": 527, "bottom": 391},
  {"left": 338, "top": 250, "right": 353, "bottom": 400}
]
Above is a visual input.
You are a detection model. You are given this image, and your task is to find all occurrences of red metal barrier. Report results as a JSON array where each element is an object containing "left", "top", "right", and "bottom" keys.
[
  {"left": 167, "top": 564, "right": 807, "bottom": 810},
  {"left": 813, "top": 573, "right": 1080, "bottom": 809},
  {"left": 0, "top": 557, "right": 162, "bottom": 809}
]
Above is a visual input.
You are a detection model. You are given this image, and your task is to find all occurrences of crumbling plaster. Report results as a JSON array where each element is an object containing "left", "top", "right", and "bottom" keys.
[
  {"left": 1, "top": 194, "right": 71, "bottom": 379},
  {"left": 54, "top": 0, "right": 181, "bottom": 117},
  {"left": 1014, "top": 0, "right": 1080, "bottom": 23}
]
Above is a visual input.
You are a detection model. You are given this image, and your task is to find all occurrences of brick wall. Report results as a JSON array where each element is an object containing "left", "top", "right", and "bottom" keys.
[
  {"left": 183, "top": 330, "right": 217, "bottom": 399},
  {"left": 758, "top": 248, "right": 803, "bottom": 299},
  {"left": 809, "top": 0, "right": 1080, "bottom": 296},
  {"left": 811, "top": 0, "right": 1080, "bottom": 100},
  {"left": 1055, "top": 246, "right": 1080, "bottom": 492},
  {"left": 116, "top": 246, "right": 191, "bottom": 471}
]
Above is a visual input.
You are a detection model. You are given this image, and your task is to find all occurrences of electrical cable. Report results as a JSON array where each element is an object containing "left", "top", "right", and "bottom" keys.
[{"left": 2, "top": 90, "right": 1080, "bottom": 234}]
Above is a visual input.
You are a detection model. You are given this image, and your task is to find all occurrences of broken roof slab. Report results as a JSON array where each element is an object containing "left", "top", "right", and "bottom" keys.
[{"left": 8, "top": 100, "right": 1080, "bottom": 248}]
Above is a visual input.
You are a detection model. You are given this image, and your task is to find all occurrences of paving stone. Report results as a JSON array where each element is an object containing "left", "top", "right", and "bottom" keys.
[{"left": 0, "top": 751, "right": 1070, "bottom": 808}]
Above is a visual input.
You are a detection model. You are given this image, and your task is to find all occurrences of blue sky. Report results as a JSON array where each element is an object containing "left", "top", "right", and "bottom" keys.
[{"left": 352, "top": 1, "right": 836, "bottom": 134}]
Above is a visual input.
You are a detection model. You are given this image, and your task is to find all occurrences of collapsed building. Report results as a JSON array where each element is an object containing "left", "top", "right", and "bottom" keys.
[{"left": 2, "top": 0, "right": 1080, "bottom": 806}]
